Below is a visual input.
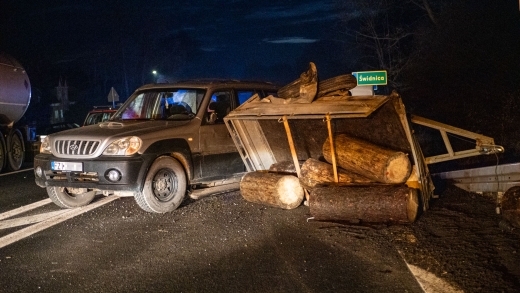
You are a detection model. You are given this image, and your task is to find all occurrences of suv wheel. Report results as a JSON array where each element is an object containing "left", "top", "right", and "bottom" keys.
[
  {"left": 135, "top": 156, "right": 186, "bottom": 213},
  {"left": 47, "top": 186, "right": 96, "bottom": 208}
]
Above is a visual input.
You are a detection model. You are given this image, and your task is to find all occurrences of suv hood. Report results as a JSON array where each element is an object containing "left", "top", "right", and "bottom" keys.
[{"left": 47, "top": 120, "right": 192, "bottom": 159}]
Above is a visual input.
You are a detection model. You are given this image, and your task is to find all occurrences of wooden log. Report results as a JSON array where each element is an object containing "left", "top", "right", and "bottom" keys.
[
  {"left": 502, "top": 211, "right": 520, "bottom": 229},
  {"left": 268, "top": 160, "right": 305, "bottom": 175},
  {"left": 277, "top": 62, "right": 317, "bottom": 103},
  {"left": 300, "top": 158, "right": 373, "bottom": 189},
  {"left": 502, "top": 186, "right": 520, "bottom": 211},
  {"left": 240, "top": 171, "right": 304, "bottom": 209},
  {"left": 310, "top": 185, "right": 419, "bottom": 224},
  {"left": 323, "top": 134, "right": 411, "bottom": 184},
  {"left": 501, "top": 186, "right": 520, "bottom": 228}
]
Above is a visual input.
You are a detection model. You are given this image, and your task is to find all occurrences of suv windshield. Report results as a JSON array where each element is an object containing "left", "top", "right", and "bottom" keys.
[{"left": 112, "top": 89, "right": 206, "bottom": 120}]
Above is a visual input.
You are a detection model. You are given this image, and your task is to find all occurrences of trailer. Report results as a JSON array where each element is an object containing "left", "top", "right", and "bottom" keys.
[{"left": 224, "top": 82, "right": 503, "bottom": 221}]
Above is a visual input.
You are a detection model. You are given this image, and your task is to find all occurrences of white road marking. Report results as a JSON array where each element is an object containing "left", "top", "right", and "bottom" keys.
[
  {"left": 0, "top": 168, "right": 33, "bottom": 177},
  {"left": 0, "top": 196, "right": 120, "bottom": 249},
  {"left": 0, "top": 198, "right": 53, "bottom": 221},
  {"left": 0, "top": 210, "right": 70, "bottom": 229},
  {"left": 407, "top": 263, "right": 464, "bottom": 292},
  {"left": 402, "top": 257, "right": 464, "bottom": 293}
]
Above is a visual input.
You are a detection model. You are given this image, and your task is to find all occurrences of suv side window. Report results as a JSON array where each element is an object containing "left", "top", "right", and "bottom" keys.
[
  {"left": 207, "top": 91, "right": 232, "bottom": 124},
  {"left": 237, "top": 89, "right": 279, "bottom": 105},
  {"left": 237, "top": 90, "right": 257, "bottom": 105}
]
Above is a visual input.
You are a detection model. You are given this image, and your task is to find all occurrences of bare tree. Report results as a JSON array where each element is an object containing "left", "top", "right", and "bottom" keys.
[{"left": 336, "top": 0, "right": 442, "bottom": 89}]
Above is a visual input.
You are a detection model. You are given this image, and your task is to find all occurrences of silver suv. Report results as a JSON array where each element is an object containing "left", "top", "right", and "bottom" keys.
[{"left": 34, "top": 80, "right": 279, "bottom": 213}]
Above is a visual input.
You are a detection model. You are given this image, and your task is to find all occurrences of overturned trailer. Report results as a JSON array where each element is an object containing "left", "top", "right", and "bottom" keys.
[{"left": 224, "top": 84, "right": 502, "bottom": 223}]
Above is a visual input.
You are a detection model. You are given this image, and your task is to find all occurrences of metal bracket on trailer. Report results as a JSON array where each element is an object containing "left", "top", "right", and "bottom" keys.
[{"left": 410, "top": 115, "right": 504, "bottom": 164}]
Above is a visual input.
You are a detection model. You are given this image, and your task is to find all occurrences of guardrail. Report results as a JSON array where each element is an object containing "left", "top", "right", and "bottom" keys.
[{"left": 432, "top": 162, "right": 520, "bottom": 194}]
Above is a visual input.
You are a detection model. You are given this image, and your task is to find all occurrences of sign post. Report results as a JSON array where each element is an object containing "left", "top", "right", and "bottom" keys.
[
  {"left": 107, "top": 87, "right": 119, "bottom": 108},
  {"left": 353, "top": 71, "right": 388, "bottom": 86}
]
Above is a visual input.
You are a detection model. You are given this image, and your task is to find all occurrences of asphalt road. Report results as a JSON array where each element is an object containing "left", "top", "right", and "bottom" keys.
[{"left": 0, "top": 169, "right": 425, "bottom": 293}]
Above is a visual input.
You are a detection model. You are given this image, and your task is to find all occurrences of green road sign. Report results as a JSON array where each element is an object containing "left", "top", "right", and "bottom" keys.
[{"left": 354, "top": 71, "right": 387, "bottom": 85}]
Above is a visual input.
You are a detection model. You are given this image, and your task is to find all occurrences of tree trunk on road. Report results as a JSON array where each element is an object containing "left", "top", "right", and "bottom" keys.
[
  {"left": 310, "top": 184, "right": 419, "bottom": 224},
  {"left": 240, "top": 171, "right": 304, "bottom": 209}
]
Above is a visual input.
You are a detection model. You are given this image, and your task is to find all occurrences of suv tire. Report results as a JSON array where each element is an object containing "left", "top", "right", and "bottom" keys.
[
  {"left": 47, "top": 186, "right": 96, "bottom": 208},
  {"left": 135, "top": 156, "right": 186, "bottom": 213}
]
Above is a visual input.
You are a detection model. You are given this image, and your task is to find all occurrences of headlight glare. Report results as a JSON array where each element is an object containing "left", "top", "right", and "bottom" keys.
[
  {"left": 40, "top": 136, "right": 51, "bottom": 154},
  {"left": 103, "top": 136, "right": 142, "bottom": 156}
]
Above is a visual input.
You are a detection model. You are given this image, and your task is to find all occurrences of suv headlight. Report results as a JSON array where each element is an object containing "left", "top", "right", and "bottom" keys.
[
  {"left": 40, "top": 136, "right": 51, "bottom": 154},
  {"left": 103, "top": 136, "right": 142, "bottom": 156}
]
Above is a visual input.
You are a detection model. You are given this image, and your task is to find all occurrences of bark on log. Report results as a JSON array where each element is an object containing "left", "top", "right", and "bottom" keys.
[
  {"left": 310, "top": 184, "right": 419, "bottom": 224},
  {"left": 502, "top": 211, "right": 520, "bottom": 229},
  {"left": 268, "top": 160, "right": 304, "bottom": 175},
  {"left": 323, "top": 134, "right": 411, "bottom": 184},
  {"left": 277, "top": 62, "right": 317, "bottom": 103},
  {"left": 502, "top": 186, "right": 520, "bottom": 228},
  {"left": 502, "top": 186, "right": 520, "bottom": 211},
  {"left": 240, "top": 171, "right": 304, "bottom": 209},
  {"left": 300, "top": 158, "right": 373, "bottom": 189}
]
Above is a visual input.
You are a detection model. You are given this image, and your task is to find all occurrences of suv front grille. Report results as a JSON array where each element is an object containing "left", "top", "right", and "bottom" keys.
[{"left": 54, "top": 140, "right": 100, "bottom": 155}]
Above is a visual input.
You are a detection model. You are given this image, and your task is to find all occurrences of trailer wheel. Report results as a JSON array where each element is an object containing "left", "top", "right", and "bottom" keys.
[
  {"left": 7, "top": 129, "right": 25, "bottom": 171},
  {"left": 46, "top": 186, "right": 96, "bottom": 208},
  {"left": 0, "top": 132, "right": 6, "bottom": 172},
  {"left": 135, "top": 156, "right": 186, "bottom": 213}
]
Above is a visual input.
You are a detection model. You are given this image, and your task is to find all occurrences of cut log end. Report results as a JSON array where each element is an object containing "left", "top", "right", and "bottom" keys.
[
  {"left": 385, "top": 153, "right": 412, "bottom": 184},
  {"left": 240, "top": 171, "right": 304, "bottom": 210},
  {"left": 277, "top": 176, "right": 304, "bottom": 208}
]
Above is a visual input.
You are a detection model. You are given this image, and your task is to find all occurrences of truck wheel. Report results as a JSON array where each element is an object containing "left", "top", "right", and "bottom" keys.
[
  {"left": 7, "top": 129, "right": 25, "bottom": 171},
  {"left": 46, "top": 186, "right": 96, "bottom": 208},
  {"left": 0, "top": 132, "right": 6, "bottom": 172},
  {"left": 135, "top": 156, "right": 186, "bottom": 213}
]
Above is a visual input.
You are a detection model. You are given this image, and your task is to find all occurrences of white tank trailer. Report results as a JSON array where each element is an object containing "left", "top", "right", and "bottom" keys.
[{"left": 0, "top": 52, "right": 35, "bottom": 172}]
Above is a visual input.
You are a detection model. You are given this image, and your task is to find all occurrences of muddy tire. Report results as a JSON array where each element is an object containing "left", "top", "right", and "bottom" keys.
[
  {"left": 317, "top": 74, "right": 357, "bottom": 97},
  {"left": 7, "top": 129, "right": 24, "bottom": 171},
  {"left": 135, "top": 156, "right": 186, "bottom": 213},
  {"left": 47, "top": 186, "right": 96, "bottom": 208}
]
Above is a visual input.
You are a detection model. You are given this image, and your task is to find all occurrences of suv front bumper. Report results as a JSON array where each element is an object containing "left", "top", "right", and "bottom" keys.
[{"left": 34, "top": 153, "right": 150, "bottom": 192}]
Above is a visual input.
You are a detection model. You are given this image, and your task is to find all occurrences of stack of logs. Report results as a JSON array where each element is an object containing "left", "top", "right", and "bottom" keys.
[{"left": 240, "top": 134, "right": 420, "bottom": 224}]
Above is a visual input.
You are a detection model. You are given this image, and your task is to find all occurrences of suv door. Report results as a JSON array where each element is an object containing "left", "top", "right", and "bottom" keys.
[{"left": 199, "top": 90, "right": 244, "bottom": 179}]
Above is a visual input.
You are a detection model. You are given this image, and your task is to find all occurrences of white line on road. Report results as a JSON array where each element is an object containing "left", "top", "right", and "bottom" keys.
[
  {"left": 0, "top": 196, "right": 120, "bottom": 250},
  {"left": 0, "top": 210, "right": 70, "bottom": 229},
  {"left": 0, "top": 198, "right": 52, "bottom": 221},
  {"left": 399, "top": 250, "right": 463, "bottom": 293},
  {"left": 405, "top": 263, "right": 464, "bottom": 293},
  {"left": 0, "top": 168, "right": 33, "bottom": 177}
]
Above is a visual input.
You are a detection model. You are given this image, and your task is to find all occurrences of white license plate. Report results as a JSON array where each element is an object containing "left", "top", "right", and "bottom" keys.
[{"left": 51, "top": 161, "right": 83, "bottom": 172}]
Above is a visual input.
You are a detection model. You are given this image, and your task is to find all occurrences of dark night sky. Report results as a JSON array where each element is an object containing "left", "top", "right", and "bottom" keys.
[
  {"left": 1, "top": 1, "right": 353, "bottom": 98},
  {"left": 2, "top": 0, "right": 520, "bottom": 147}
]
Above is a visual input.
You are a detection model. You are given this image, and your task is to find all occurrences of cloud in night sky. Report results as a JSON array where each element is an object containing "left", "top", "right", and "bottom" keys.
[{"left": 263, "top": 37, "right": 319, "bottom": 44}]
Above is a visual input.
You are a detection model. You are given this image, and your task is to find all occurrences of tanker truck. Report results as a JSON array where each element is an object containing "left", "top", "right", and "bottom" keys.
[{"left": 0, "top": 52, "right": 35, "bottom": 172}]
